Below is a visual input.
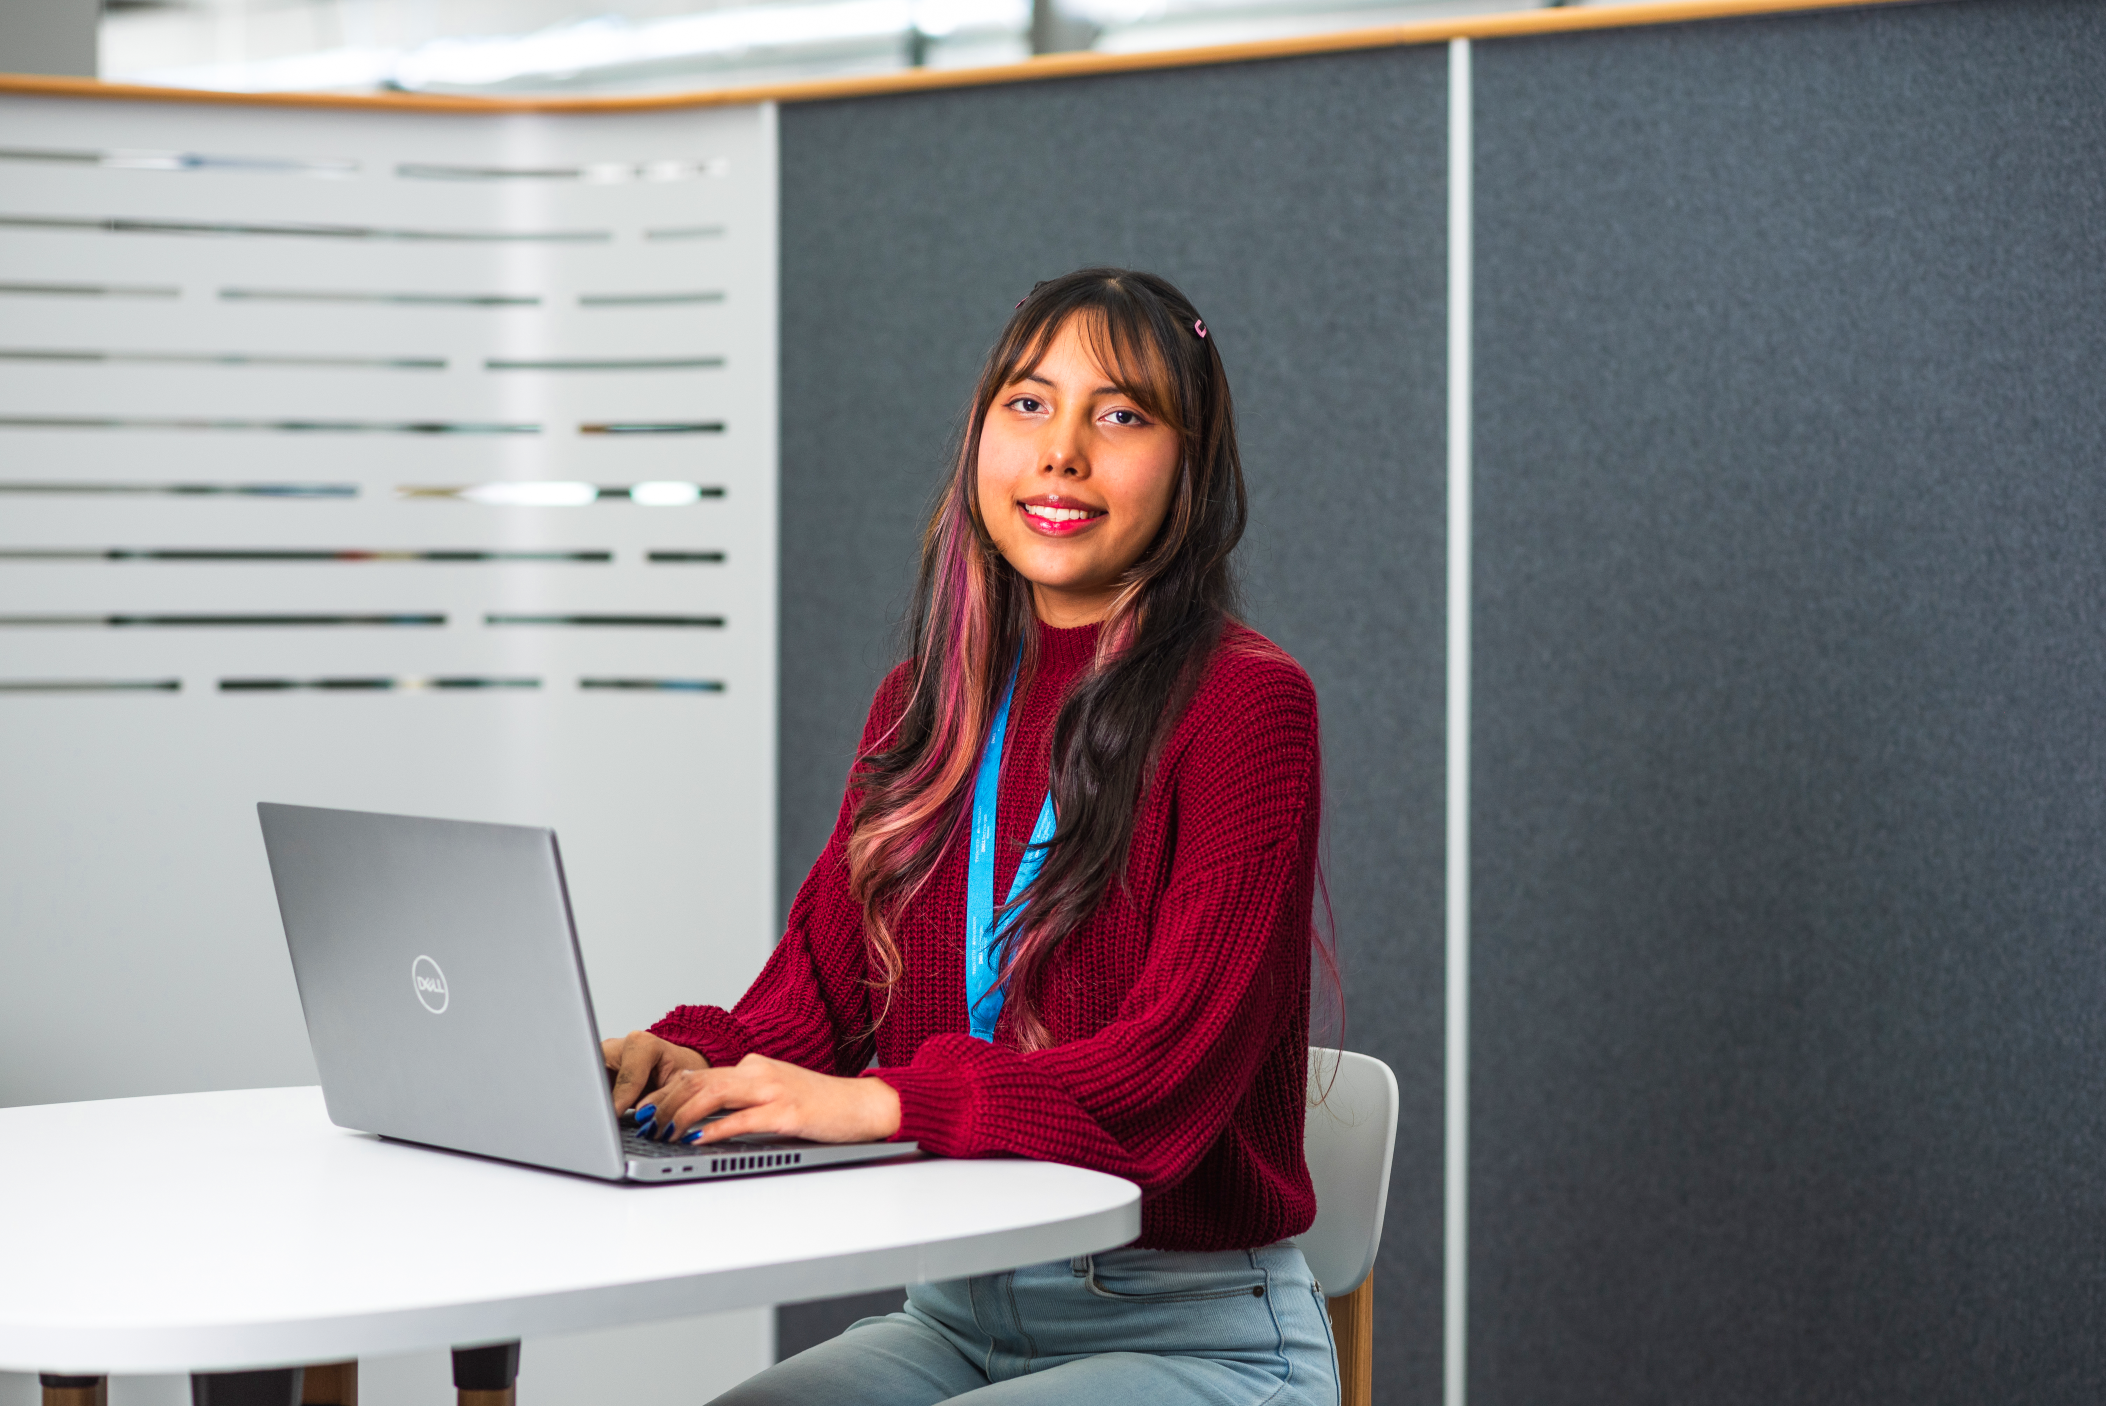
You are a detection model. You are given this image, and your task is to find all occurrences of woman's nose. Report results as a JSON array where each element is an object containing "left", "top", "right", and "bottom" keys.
[{"left": 1042, "top": 426, "right": 1088, "bottom": 477}]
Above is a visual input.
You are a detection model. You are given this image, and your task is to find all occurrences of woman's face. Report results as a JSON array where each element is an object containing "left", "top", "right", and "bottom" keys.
[{"left": 976, "top": 317, "right": 1183, "bottom": 627}]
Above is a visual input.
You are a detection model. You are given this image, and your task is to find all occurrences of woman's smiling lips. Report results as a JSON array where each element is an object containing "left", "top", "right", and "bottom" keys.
[{"left": 1018, "top": 494, "right": 1107, "bottom": 536}]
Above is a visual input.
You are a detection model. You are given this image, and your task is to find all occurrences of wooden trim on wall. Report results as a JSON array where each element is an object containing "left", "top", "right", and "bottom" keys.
[{"left": 0, "top": 0, "right": 1924, "bottom": 115}]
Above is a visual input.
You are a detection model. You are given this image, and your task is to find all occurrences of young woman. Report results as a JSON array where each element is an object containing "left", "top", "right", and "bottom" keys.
[{"left": 603, "top": 268, "right": 1334, "bottom": 1406}]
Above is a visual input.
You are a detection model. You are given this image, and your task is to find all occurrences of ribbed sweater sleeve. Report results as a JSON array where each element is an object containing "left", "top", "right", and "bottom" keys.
[{"left": 868, "top": 654, "right": 1320, "bottom": 1199}]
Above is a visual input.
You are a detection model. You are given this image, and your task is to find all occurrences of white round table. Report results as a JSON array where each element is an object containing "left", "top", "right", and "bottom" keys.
[{"left": 0, "top": 1086, "right": 1141, "bottom": 1376}]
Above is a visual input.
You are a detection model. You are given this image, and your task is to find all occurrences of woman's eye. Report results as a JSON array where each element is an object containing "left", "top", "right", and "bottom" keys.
[
  {"left": 1007, "top": 396, "right": 1046, "bottom": 414},
  {"left": 1103, "top": 408, "right": 1145, "bottom": 426}
]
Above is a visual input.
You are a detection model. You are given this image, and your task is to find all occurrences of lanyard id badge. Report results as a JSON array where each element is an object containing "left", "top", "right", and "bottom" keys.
[{"left": 964, "top": 662, "right": 1057, "bottom": 1041}]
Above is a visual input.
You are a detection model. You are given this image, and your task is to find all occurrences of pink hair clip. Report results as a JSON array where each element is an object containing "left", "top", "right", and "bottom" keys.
[{"left": 1194, "top": 318, "right": 1208, "bottom": 339}]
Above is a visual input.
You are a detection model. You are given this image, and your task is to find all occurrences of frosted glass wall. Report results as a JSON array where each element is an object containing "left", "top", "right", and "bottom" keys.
[{"left": 0, "top": 89, "right": 780, "bottom": 1400}]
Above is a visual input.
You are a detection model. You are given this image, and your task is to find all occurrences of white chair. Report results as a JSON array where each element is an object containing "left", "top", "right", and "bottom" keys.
[{"left": 1292, "top": 1049, "right": 1399, "bottom": 1406}]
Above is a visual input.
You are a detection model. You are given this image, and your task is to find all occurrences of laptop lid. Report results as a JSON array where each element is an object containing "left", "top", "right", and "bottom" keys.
[{"left": 259, "top": 802, "right": 626, "bottom": 1180}]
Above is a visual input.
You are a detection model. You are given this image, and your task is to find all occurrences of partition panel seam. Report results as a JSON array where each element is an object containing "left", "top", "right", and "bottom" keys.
[{"left": 1444, "top": 35, "right": 1474, "bottom": 1406}]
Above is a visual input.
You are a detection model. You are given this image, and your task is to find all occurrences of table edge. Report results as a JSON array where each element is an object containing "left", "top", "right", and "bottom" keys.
[{"left": 1, "top": 1181, "right": 1140, "bottom": 1374}]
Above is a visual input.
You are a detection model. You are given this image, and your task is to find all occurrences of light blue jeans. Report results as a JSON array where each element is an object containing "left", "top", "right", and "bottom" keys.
[{"left": 712, "top": 1244, "right": 1338, "bottom": 1406}]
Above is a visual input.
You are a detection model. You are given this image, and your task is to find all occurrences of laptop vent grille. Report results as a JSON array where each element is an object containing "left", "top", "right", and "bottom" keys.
[{"left": 709, "top": 1152, "right": 802, "bottom": 1175}]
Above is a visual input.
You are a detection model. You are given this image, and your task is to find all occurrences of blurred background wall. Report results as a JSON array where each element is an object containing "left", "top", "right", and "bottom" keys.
[
  {"left": 0, "top": 0, "right": 99, "bottom": 78},
  {"left": 768, "top": 2, "right": 2106, "bottom": 1401}
]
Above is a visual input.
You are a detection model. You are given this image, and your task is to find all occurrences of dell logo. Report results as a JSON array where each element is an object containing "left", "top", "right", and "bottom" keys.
[{"left": 411, "top": 955, "right": 449, "bottom": 1014}]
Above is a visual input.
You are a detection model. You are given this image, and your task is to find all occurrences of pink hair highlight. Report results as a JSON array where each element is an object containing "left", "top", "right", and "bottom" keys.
[{"left": 845, "top": 481, "right": 1007, "bottom": 1023}]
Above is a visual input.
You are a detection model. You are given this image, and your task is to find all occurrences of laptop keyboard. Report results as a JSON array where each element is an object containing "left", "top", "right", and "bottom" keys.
[
  {"left": 622, "top": 1110, "right": 737, "bottom": 1159},
  {"left": 623, "top": 1119, "right": 814, "bottom": 1162},
  {"left": 624, "top": 1132, "right": 703, "bottom": 1160}
]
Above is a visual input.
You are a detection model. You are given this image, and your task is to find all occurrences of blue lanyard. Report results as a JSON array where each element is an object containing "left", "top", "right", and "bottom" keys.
[{"left": 965, "top": 663, "right": 1058, "bottom": 1042}]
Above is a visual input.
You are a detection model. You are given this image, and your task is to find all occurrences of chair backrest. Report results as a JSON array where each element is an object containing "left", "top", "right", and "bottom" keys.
[{"left": 1291, "top": 1048, "right": 1399, "bottom": 1297}]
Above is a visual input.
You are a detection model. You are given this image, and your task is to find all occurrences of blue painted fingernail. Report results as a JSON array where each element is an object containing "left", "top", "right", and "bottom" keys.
[
  {"left": 684, "top": 1130, "right": 705, "bottom": 1144},
  {"left": 636, "top": 1104, "right": 656, "bottom": 1122},
  {"left": 637, "top": 1119, "right": 656, "bottom": 1137}
]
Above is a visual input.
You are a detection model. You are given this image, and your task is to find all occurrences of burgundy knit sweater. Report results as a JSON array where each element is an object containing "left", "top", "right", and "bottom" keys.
[{"left": 651, "top": 618, "right": 1322, "bottom": 1251}]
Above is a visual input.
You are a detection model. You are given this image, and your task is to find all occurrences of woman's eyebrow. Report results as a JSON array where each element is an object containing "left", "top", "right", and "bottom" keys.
[{"left": 1010, "top": 372, "right": 1124, "bottom": 397}]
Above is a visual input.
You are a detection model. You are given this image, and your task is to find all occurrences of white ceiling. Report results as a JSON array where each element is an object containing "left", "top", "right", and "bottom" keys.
[{"left": 100, "top": 0, "right": 1668, "bottom": 96}]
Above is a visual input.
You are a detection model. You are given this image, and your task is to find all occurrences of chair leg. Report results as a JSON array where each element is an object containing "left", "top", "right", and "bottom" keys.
[
  {"left": 299, "top": 1362, "right": 357, "bottom": 1406},
  {"left": 190, "top": 1369, "right": 305, "bottom": 1406},
  {"left": 40, "top": 1376, "right": 107, "bottom": 1406},
  {"left": 1324, "top": 1277, "right": 1374, "bottom": 1406},
  {"left": 452, "top": 1341, "right": 521, "bottom": 1406}
]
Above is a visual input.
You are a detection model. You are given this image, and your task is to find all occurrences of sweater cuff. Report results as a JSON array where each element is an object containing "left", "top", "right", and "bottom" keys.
[
  {"left": 865, "top": 1063, "right": 962, "bottom": 1147},
  {"left": 648, "top": 1004, "right": 753, "bottom": 1068}
]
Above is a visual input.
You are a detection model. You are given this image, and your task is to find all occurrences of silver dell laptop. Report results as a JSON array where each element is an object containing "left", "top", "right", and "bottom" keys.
[{"left": 257, "top": 801, "right": 916, "bottom": 1183}]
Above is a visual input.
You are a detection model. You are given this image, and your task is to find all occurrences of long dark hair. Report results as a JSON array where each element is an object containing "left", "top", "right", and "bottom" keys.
[{"left": 846, "top": 268, "right": 1247, "bottom": 1048}]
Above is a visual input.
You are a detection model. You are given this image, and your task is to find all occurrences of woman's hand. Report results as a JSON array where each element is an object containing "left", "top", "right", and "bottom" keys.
[
  {"left": 649, "top": 1053, "right": 903, "bottom": 1146},
  {"left": 603, "top": 1030, "right": 708, "bottom": 1117}
]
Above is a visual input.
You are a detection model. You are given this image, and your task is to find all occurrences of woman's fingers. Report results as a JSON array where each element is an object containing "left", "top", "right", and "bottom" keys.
[
  {"left": 639, "top": 1064, "right": 728, "bottom": 1141},
  {"left": 664, "top": 1064, "right": 770, "bottom": 1140},
  {"left": 685, "top": 1104, "right": 779, "bottom": 1144},
  {"left": 611, "top": 1032, "right": 710, "bottom": 1126},
  {"left": 609, "top": 1038, "right": 655, "bottom": 1114},
  {"left": 629, "top": 1050, "right": 905, "bottom": 1145},
  {"left": 656, "top": 1055, "right": 902, "bottom": 1145}
]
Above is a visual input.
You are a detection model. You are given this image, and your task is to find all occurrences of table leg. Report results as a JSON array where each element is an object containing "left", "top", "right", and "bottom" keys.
[
  {"left": 40, "top": 1375, "right": 107, "bottom": 1406},
  {"left": 451, "top": 1342, "right": 521, "bottom": 1406},
  {"left": 299, "top": 1362, "right": 357, "bottom": 1406},
  {"left": 190, "top": 1368, "right": 304, "bottom": 1406}
]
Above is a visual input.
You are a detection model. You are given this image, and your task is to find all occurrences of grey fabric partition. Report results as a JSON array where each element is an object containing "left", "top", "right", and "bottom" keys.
[
  {"left": 1469, "top": 2, "right": 2106, "bottom": 1402},
  {"left": 776, "top": 49, "right": 1451, "bottom": 1404},
  {"left": 774, "top": 1, "right": 2103, "bottom": 1401}
]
